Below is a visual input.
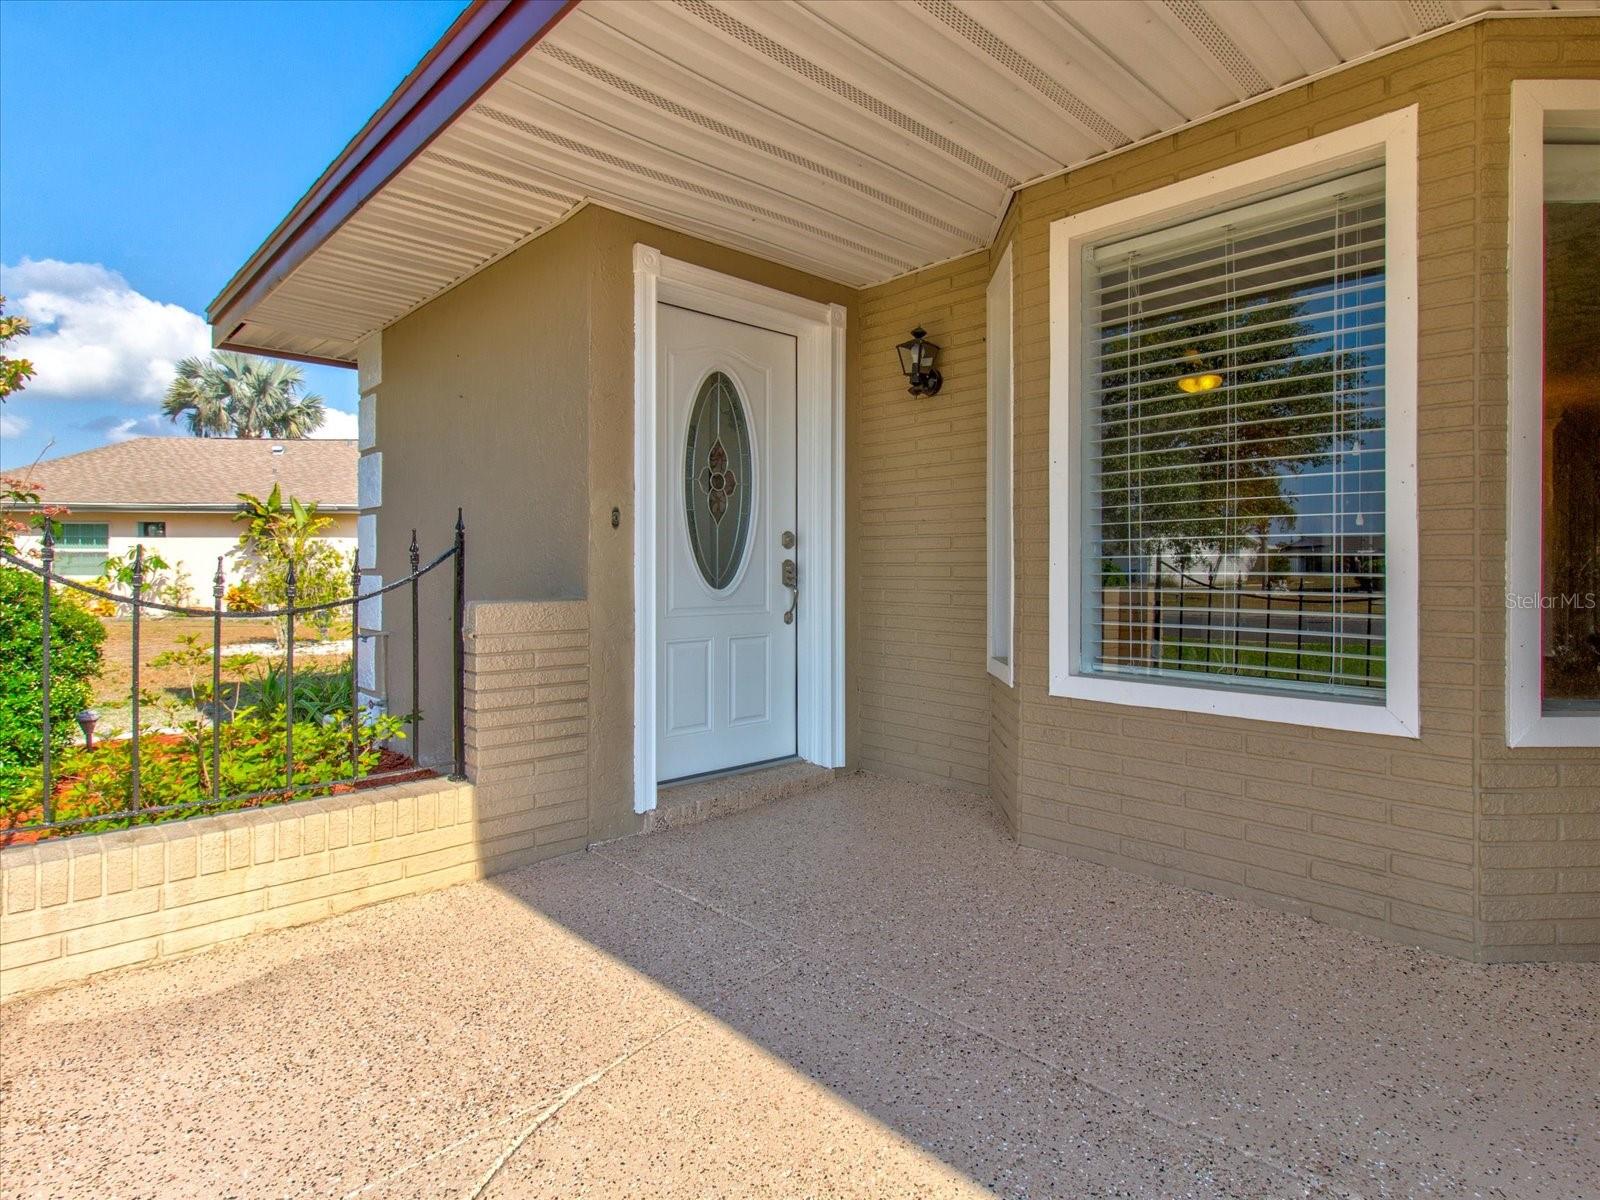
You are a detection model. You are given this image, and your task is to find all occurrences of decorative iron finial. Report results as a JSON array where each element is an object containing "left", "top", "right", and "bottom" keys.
[
  {"left": 131, "top": 543, "right": 145, "bottom": 590},
  {"left": 213, "top": 556, "right": 226, "bottom": 601},
  {"left": 409, "top": 529, "right": 420, "bottom": 574},
  {"left": 285, "top": 556, "right": 298, "bottom": 603}
]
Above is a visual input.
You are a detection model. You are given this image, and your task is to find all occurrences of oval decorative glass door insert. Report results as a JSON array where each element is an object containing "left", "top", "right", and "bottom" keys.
[{"left": 683, "top": 370, "right": 755, "bottom": 590}]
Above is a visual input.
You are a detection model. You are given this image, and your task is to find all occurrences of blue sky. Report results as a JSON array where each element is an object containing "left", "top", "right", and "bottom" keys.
[{"left": 0, "top": 0, "right": 467, "bottom": 470}]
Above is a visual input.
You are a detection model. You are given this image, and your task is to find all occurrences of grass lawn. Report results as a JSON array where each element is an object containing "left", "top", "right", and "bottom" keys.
[
  {"left": 95, "top": 617, "right": 281, "bottom": 704},
  {"left": 90, "top": 617, "right": 352, "bottom": 735},
  {"left": 1158, "top": 636, "right": 1386, "bottom": 686}
]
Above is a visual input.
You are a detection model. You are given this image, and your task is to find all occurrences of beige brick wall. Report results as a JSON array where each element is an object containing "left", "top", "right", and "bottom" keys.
[
  {"left": 463, "top": 600, "right": 591, "bottom": 873},
  {"left": 988, "top": 207, "right": 1024, "bottom": 836},
  {"left": 854, "top": 18, "right": 1600, "bottom": 960},
  {"left": 1473, "top": 25, "right": 1600, "bottom": 960},
  {"left": 0, "top": 778, "right": 479, "bottom": 1001},
  {"left": 854, "top": 254, "right": 992, "bottom": 789},
  {"left": 0, "top": 598, "right": 594, "bottom": 1001}
]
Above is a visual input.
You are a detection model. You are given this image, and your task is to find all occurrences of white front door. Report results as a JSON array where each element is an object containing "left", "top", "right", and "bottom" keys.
[{"left": 657, "top": 304, "right": 798, "bottom": 781}]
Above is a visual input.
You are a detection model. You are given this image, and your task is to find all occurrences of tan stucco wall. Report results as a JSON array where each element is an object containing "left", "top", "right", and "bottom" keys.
[
  {"left": 857, "top": 17, "right": 1600, "bottom": 960},
  {"left": 374, "top": 205, "right": 855, "bottom": 843},
  {"left": 376, "top": 216, "right": 593, "bottom": 767}
]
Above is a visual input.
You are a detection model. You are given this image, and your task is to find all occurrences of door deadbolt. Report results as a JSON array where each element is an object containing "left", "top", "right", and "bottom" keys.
[{"left": 781, "top": 530, "right": 796, "bottom": 549}]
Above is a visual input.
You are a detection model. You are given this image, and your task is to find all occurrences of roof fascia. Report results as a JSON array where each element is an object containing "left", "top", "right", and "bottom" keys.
[{"left": 207, "top": 0, "right": 577, "bottom": 344}]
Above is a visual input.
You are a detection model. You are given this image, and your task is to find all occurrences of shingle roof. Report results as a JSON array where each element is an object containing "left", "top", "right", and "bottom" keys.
[{"left": 18, "top": 438, "right": 358, "bottom": 511}]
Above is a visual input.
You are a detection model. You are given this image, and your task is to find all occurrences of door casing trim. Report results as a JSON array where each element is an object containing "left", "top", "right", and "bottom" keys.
[{"left": 633, "top": 245, "right": 846, "bottom": 813}]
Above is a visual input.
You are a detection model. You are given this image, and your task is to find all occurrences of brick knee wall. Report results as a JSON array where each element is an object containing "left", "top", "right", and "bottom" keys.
[
  {"left": 463, "top": 600, "right": 590, "bottom": 874},
  {"left": 0, "top": 779, "right": 479, "bottom": 1001},
  {"left": 0, "top": 599, "right": 593, "bottom": 1002}
]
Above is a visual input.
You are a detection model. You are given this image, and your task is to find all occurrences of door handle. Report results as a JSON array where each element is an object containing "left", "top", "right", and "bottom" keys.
[{"left": 782, "top": 557, "right": 798, "bottom": 625}]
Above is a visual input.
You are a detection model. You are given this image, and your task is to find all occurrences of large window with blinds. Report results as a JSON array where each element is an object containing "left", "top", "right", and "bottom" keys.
[
  {"left": 1087, "top": 171, "right": 1386, "bottom": 699},
  {"left": 1049, "top": 110, "right": 1419, "bottom": 737}
]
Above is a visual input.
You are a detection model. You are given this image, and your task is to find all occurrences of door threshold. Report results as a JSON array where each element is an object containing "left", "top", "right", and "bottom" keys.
[
  {"left": 649, "top": 758, "right": 833, "bottom": 834},
  {"left": 659, "top": 755, "right": 800, "bottom": 789}
]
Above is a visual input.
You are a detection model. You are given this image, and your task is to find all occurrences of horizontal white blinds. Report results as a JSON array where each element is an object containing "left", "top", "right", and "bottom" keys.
[{"left": 1086, "top": 169, "right": 1388, "bottom": 697}]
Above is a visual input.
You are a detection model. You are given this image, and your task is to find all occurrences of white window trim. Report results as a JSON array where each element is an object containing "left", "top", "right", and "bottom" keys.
[
  {"left": 987, "top": 243, "right": 1015, "bottom": 686},
  {"left": 1506, "top": 79, "right": 1600, "bottom": 749},
  {"left": 1048, "top": 107, "right": 1421, "bottom": 738}
]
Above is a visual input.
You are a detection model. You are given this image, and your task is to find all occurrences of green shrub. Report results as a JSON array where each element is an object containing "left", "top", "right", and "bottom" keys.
[
  {"left": 248, "top": 541, "right": 352, "bottom": 639},
  {"left": 234, "top": 485, "right": 353, "bottom": 641},
  {"left": 0, "top": 566, "right": 105, "bottom": 796},
  {"left": 252, "top": 661, "right": 357, "bottom": 723},
  {"left": 225, "top": 581, "right": 264, "bottom": 613},
  {"left": 94, "top": 548, "right": 193, "bottom": 611},
  {"left": 5, "top": 703, "right": 407, "bottom": 835}
]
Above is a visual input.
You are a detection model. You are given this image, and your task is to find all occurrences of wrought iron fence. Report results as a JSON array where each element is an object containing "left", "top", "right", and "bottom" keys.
[
  {"left": 1, "top": 513, "right": 465, "bottom": 838},
  {"left": 1103, "top": 556, "right": 1385, "bottom": 688},
  {"left": 1159, "top": 569, "right": 1382, "bottom": 685}
]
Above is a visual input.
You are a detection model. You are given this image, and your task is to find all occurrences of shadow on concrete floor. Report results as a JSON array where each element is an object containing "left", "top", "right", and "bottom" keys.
[{"left": 3, "top": 772, "right": 1596, "bottom": 1198}]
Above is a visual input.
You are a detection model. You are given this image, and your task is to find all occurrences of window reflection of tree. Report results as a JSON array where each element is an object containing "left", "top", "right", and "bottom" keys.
[{"left": 1099, "top": 205, "right": 1383, "bottom": 580}]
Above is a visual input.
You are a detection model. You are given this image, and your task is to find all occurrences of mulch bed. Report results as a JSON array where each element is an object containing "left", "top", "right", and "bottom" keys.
[{"left": 1, "top": 740, "right": 435, "bottom": 847}]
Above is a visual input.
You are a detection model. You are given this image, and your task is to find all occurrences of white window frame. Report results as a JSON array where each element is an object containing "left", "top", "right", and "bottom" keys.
[
  {"left": 987, "top": 243, "right": 1015, "bottom": 685},
  {"left": 1048, "top": 107, "right": 1421, "bottom": 738},
  {"left": 55, "top": 521, "right": 111, "bottom": 577},
  {"left": 1506, "top": 79, "right": 1600, "bottom": 749}
]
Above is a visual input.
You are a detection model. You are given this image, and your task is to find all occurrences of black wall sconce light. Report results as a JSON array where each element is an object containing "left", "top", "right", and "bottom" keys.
[{"left": 897, "top": 327, "right": 942, "bottom": 397}]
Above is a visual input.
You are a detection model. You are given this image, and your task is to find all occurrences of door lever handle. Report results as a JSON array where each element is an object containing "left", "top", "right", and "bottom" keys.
[{"left": 782, "top": 557, "right": 798, "bottom": 625}]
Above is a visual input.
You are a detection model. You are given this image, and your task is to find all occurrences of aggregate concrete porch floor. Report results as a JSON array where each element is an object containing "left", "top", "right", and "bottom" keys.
[{"left": 3, "top": 774, "right": 1596, "bottom": 1200}]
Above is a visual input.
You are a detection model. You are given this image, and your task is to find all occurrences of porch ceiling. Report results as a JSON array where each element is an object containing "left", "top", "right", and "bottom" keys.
[{"left": 210, "top": 0, "right": 1597, "bottom": 364}]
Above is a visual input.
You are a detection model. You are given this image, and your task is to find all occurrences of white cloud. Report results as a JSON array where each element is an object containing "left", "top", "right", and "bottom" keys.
[
  {"left": 0, "top": 258, "right": 209, "bottom": 404},
  {"left": 310, "top": 407, "right": 358, "bottom": 439},
  {"left": 80, "top": 412, "right": 174, "bottom": 443},
  {"left": 0, "top": 411, "right": 26, "bottom": 438}
]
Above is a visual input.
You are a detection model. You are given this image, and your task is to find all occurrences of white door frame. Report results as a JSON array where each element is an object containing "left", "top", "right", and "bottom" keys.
[{"left": 633, "top": 244, "right": 847, "bottom": 813}]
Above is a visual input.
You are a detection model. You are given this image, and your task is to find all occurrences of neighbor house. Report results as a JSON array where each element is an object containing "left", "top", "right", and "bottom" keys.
[
  {"left": 14, "top": 437, "right": 357, "bottom": 602},
  {"left": 178, "top": 0, "right": 1600, "bottom": 965}
]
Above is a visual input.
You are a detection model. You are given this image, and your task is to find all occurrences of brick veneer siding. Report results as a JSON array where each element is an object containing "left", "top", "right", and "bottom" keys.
[
  {"left": 463, "top": 600, "right": 591, "bottom": 873},
  {"left": 855, "top": 256, "right": 992, "bottom": 790},
  {"left": 1474, "top": 27, "right": 1600, "bottom": 959},
  {"left": 0, "top": 778, "right": 479, "bottom": 1001},
  {"left": 855, "top": 18, "right": 1600, "bottom": 960}
]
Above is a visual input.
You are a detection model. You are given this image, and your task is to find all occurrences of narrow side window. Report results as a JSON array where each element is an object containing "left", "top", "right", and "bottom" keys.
[
  {"left": 1507, "top": 81, "right": 1600, "bottom": 747},
  {"left": 987, "top": 244, "right": 1015, "bottom": 685}
]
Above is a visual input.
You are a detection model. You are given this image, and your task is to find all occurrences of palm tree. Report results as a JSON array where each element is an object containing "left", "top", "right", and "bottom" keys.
[
  {"left": 162, "top": 351, "right": 327, "bottom": 438},
  {"left": 162, "top": 357, "right": 230, "bottom": 436}
]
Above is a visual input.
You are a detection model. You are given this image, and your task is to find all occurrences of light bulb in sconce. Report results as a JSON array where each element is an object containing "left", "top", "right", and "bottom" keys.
[{"left": 1177, "top": 348, "right": 1224, "bottom": 394}]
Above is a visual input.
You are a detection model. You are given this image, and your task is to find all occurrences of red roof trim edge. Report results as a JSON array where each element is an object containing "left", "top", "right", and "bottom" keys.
[{"left": 207, "top": 0, "right": 578, "bottom": 351}]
